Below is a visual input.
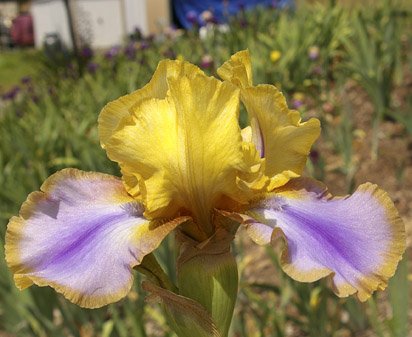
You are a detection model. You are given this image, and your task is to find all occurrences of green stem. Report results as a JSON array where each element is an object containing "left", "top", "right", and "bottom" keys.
[
  {"left": 176, "top": 229, "right": 239, "bottom": 337},
  {"left": 135, "top": 253, "right": 177, "bottom": 292}
]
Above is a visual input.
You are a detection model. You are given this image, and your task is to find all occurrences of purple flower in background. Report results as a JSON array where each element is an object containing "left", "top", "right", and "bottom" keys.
[
  {"left": 186, "top": 10, "right": 198, "bottom": 26},
  {"left": 140, "top": 40, "right": 150, "bottom": 50},
  {"left": 292, "top": 92, "right": 305, "bottom": 109},
  {"left": 21, "top": 76, "right": 32, "bottom": 85},
  {"left": 292, "top": 100, "right": 303, "bottom": 109},
  {"left": 105, "top": 46, "right": 121, "bottom": 60},
  {"left": 87, "top": 62, "right": 99, "bottom": 74},
  {"left": 2, "top": 86, "right": 20, "bottom": 101},
  {"left": 238, "top": 1, "right": 246, "bottom": 11},
  {"left": 124, "top": 43, "right": 137, "bottom": 59},
  {"left": 200, "top": 54, "right": 214, "bottom": 69},
  {"left": 80, "top": 46, "right": 94, "bottom": 59}
]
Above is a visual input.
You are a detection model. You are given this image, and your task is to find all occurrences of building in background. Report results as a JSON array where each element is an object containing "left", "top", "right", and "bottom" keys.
[
  {"left": 2, "top": 0, "right": 294, "bottom": 50},
  {"left": 31, "top": 0, "right": 170, "bottom": 49}
]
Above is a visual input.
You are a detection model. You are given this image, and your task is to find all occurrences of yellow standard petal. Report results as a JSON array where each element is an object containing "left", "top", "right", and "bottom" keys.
[
  {"left": 106, "top": 72, "right": 248, "bottom": 238},
  {"left": 218, "top": 50, "right": 321, "bottom": 189},
  {"left": 98, "top": 59, "right": 203, "bottom": 198},
  {"left": 98, "top": 59, "right": 203, "bottom": 148}
]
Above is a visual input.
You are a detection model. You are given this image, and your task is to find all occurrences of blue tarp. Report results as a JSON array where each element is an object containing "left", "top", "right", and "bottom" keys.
[{"left": 173, "top": 0, "right": 294, "bottom": 28}]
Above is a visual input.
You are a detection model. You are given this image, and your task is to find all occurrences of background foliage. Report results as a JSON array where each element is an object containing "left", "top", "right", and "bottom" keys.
[{"left": 0, "top": 0, "right": 411, "bottom": 336}]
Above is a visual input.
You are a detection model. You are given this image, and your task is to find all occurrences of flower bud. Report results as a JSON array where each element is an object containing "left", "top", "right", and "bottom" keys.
[{"left": 176, "top": 224, "right": 239, "bottom": 337}]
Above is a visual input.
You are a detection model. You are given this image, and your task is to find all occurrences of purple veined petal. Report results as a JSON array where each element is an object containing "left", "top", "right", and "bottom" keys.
[
  {"left": 5, "top": 169, "right": 188, "bottom": 308},
  {"left": 231, "top": 178, "right": 405, "bottom": 301}
]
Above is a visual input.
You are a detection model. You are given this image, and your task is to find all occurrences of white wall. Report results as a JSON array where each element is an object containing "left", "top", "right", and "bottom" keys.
[
  {"left": 31, "top": 0, "right": 151, "bottom": 49},
  {"left": 124, "top": 0, "right": 148, "bottom": 36},
  {"left": 31, "top": 0, "right": 72, "bottom": 48},
  {"left": 76, "top": 0, "right": 124, "bottom": 47}
]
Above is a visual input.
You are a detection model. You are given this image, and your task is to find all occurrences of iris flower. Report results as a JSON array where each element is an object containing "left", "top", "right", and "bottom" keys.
[{"left": 5, "top": 51, "right": 405, "bottom": 310}]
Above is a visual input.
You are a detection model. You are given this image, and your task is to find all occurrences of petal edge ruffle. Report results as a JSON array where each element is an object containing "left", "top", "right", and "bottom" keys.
[{"left": 98, "top": 59, "right": 203, "bottom": 148}]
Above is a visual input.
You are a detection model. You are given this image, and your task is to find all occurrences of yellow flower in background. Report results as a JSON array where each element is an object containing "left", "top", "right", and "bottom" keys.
[
  {"left": 270, "top": 50, "right": 282, "bottom": 63},
  {"left": 177, "top": 54, "right": 185, "bottom": 61},
  {"left": 293, "top": 92, "right": 305, "bottom": 101}
]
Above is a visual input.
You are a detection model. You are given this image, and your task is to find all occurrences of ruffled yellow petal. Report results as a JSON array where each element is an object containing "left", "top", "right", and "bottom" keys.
[
  {"left": 217, "top": 50, "right": 253, "bottom": 88},
  {"left": 242, "top": 85, "right": 320, "bottom": 186},
  {"left": 218, "top": 50, "right": 321, "bottom": 189},
  {"left": 106, "top": 72, "right": 248, "bottom": 237},
  {"left": 98, "top": 60, "right": 203, "bottom": 148}
]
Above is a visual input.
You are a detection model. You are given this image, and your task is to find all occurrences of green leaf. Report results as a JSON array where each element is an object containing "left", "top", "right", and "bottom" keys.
[{"left": 388, "top": 256, "right": 409, "bottom": 337}]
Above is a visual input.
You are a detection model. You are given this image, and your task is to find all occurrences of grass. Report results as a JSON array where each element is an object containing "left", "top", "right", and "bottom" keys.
[{"left": 0, "top": 49, "right": 43, "bottom": 92}]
